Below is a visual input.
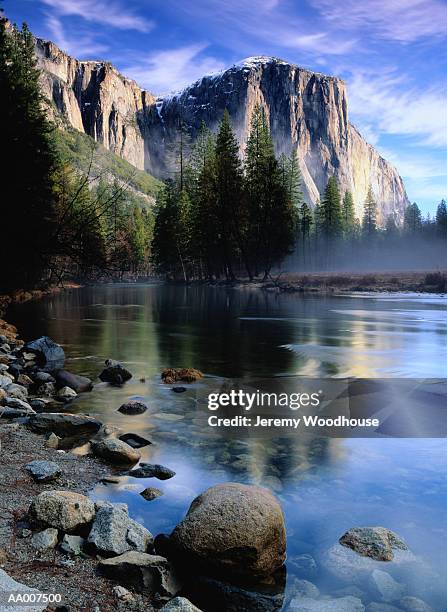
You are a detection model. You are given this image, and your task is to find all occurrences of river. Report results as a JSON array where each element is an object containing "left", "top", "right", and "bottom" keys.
[{"left": 8, "top": 283, "right": 447, "bottom": 610}]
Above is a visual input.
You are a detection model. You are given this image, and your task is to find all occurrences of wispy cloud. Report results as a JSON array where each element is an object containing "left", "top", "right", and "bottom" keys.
[
  {"left": 41, "top": 0, "right": 153, "bottom": 32},
  {"left": 44, "top": 14, "right": 108, "bottom": 57},
  {"left": 124, "top": 44, "right": 225, "bottom": 94},
  {"left": 281, "top": 32, "right": 357, "bottom": 56},
  {"left": 348, "top": 71, "right": 447, "bottom": 148},
  {"left": 312, "top": 0, "right": 447, "bottom": 42}
]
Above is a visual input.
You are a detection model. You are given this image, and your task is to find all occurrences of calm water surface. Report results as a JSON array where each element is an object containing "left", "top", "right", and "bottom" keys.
[{"left": 8, "top": 284, "right": 447, "bottom": 610}]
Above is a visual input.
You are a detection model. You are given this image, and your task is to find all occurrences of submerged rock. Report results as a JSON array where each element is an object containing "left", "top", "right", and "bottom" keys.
[
  {"left": 99, "top": 360, "right": 133, "bottom": 385},
  {"left": 161, "top": 368, "right": 203, "bottom": 384},
  {"left": 54, "top": 369, "right": 92, "bottom": 393},
  {"left": 288, "top": 596, "right": 365, "bottom": 611},
  {"left": 398, "top": 597, "right": 433, "bottom": 612},
  {"left": 57, "top": 386, "right": 77, "bottom": 402},
  {"left": 118, "top": 400, "right": 148, "bottom": 415},
  {"left": 88, "top": 503, "right": 153, "bottom": 556},
  {"left": 24, "top": 336, "right": 65, "bottom": 371},
  {"left": 30, "top": 490, "right": 95, "bottom": 532},
  {"left": 119, "top": 432, "right": 152, "bottom": 449},
  {"left": 170, "top": 483, "right": 286, "bottom": 581},
  {"left": 140, "top": 487, "right": 164, "bottom": 501},
  {"left": 26, "top": 460, "right": 61, "bottom": 482},
  {"left": 130, "top": 463, "right": 176, "bottom": 480},
  {"left": 99, "top": 551, "right": 181, "bottom": 595},
  {"left": 339, "top": 527, "right": 408, "bottom": 561},
  {"left": 91, "top": 438, "right": 141, "bottom": 465},
  {"left": 370, "top": 569, "right": 405, "bottom": 602},
  {"left": 29, "top": 412, "right": 102, "bottom": 437}
]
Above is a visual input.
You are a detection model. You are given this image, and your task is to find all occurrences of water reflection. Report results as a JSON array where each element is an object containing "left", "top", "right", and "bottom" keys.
[{"left": 8, "top": 285, "right": 447, "bottom": 610}]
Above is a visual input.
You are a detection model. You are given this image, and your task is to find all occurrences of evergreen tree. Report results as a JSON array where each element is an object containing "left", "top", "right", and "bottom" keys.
[
  {"left": 0, "top": 19, "right": 59, "bottom": 289},
  {"left": 245, "top": 105, "right": 298, "bottom": 278},
  {"left": 300, "top": 202, "right": 313, "bottom": 265},
  {"left": 152, "top": 180, "right": 181, "bottom": 277},
  {"left": 404, "top": 202, "right": 422, "bottom": 234},
  {"left": 436, "top": 199, "right": 447, "bottom": 236},
  {"left": 214, "top": 110, "right": 245, "bottom": 280},
  {"left": 319, "top": 177, "right": 343, "bottom": 243},
  {"left": 342, "top": 191, "right": 356, "bottom": 237},
  {"left": 362, "top": 186, "right": 378, "bottom": 238}
]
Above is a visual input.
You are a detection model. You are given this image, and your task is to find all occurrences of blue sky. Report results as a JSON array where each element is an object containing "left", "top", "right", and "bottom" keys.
[{"left": 5, "top": 0, "right": 447, "bottom": 213}]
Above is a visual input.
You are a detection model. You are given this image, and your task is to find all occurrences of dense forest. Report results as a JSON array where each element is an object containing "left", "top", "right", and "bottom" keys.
[{"left": 2, "top": 16, "right": 447, "bottom": 292}]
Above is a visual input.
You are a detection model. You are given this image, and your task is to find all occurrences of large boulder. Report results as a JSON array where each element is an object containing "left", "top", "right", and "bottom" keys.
[
  {"left": 23, "top": 337, "right": 65, "bottom": 372},
  {"left": 339, "top": 527, "right": 408, "bottom": 562},
  {"left": 91, "top": 438, "right": 141, "bottom": 465},
  {"left": 99, "top": 552, "right": 181, "bottom": 595},
  {"left": 99, "top": 360, "right": 132, "bottom": 385},
  {"left": 29, "top": 490, "right": 95, "bottom": 532},
  {"left": 170, "top": 483, "right": 286, "bottom": 581},
  {"left": 28, "top": 413, "right": 102, "bottom": 437},
  {"left": 53, "top": 369, "right": 92, "bottom": 393},
  {"left": 88, "top": 503, "right": 153, "bottom": 555}
]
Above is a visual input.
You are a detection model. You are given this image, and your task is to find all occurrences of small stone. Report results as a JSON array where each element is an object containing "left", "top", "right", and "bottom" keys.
[
  {"left": 5, "top": 383, "right": 28, "bottom": 401},
  {"left": 140, "top": 487, "right": 164, "bottom": 501},
  {"left": 339, "top": 527, "right": 407, "bottom": 561},
  {"left": 119, "top": 433, "right": 152, "bottom": 449},
  {"left": 161, "top": 597, "right": 202, "bottom": 611},
  {"left": 36, "top": 382, "right": 57, "bottom": 397},
  {"left": 60, "top": 534, "right": 84, "bottom": 556},
  {"left": 118, "top": 401, "right": 147, "bottom": 415},
  {"left": 88, "top": 504, "right": 153, "bottom": 556},
  {"left": 33, "top": 371, "right": 56, "bottom": 384},
  {"left": 57, "top": 386, "right": 77, "bottom": 402},
  {"left": 19, "top": 529, "right": 32, "bottom": 538},
  {"left": 99, "top": 552, "right": 181, "bottom": 596},
  {"left": 99, "top": 360, "right": 132, "bottom": 385},
  {"left": 44, "top": 432, "right": 60, "bottom": 449},
  {"left": 113, "top": 585, "right": 134, "bottom": 603},
  {"left": 172, "top": 387, "right": 187, "bottom": 394},
  {"left": 101, "top": 476, "right": 121, "bottom": 484},
  {"left": 17, "top": 374, "right": 33, "bottom": 387},
  {"left": 130, "top": 463, "right": 176, "bottom": 480},
  {"left": 29, "top": 413, "right": 102, "bottom": 437},
  {"left": 31, "top": 528, "right": 59, "bottom": 551},
  {"left": 5, "top": 397, "right": 34, "bottom": 412},
  {"left": 26, "top": 460, "right": 62, "bottom": 482},
  {"left": 92, "top": 438, "right": 141, "bottom": 465}
]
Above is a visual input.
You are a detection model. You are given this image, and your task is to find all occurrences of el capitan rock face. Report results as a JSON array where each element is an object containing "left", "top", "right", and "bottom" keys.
[{"left": 36, "top": 42, "right": 408, "bottom": 223}]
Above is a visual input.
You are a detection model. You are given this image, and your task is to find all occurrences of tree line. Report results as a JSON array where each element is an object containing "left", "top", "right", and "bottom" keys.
[{"left": 0, "top": 18, "right": 153, "bottom": 291}]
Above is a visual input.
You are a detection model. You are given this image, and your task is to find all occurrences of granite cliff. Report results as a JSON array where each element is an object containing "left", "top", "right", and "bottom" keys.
[{"left": 36, "top": 41, "right": 409, "bottom": 223}]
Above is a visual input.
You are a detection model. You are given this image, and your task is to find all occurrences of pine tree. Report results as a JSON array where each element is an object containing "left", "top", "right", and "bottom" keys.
[
  {"left": 404, "top": 202, "right": 422, "bottom": 234},
  {"left": 244, "top": 105, "right": 298, "bottom": 278},
  {"left": 342, "top": 191, "right": 356, "bottom": 237},
  {"left": 362, "top": 186, "right": 378, "bottom": 238},
  {"left": 0, "top": 19, "right": 59, "bottom": 289},
  {"left": 319, "top": 177, "right": 343, "bottom": 241},
  {"left": 300, "top": 202, "right": 313, "bottom": 265},
  {"left": 214, "top": 110, "right": 245, "bottom": 280},
  {"left": 152, "top": 180, "right": 181, "bottom": 277},
  {"left": 436, "top": 199, "right": 447, "bottom": 236}
]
